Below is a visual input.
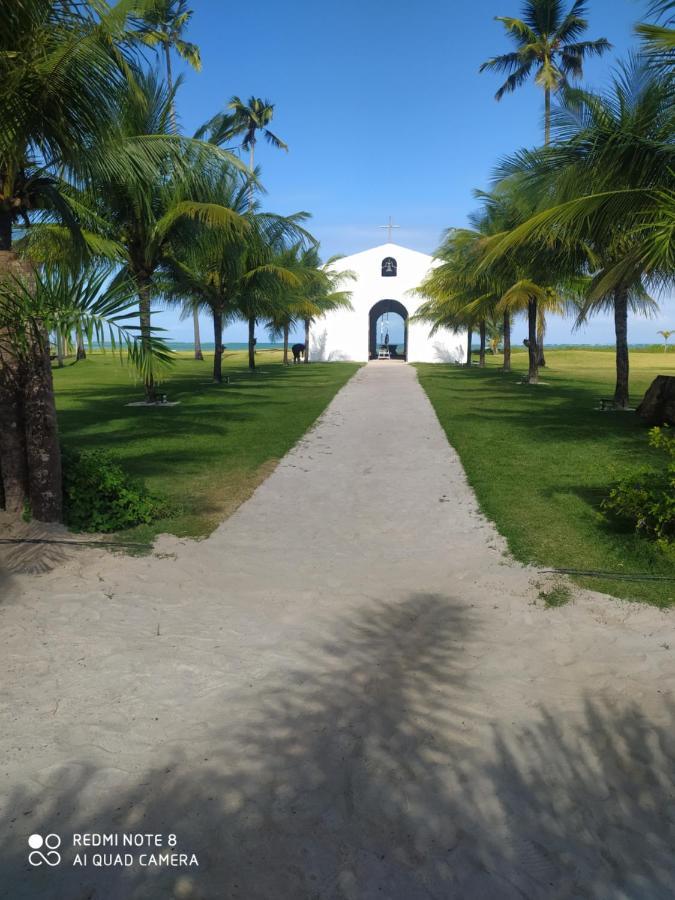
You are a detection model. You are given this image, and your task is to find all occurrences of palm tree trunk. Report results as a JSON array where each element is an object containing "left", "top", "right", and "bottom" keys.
[
  {"left": 479, "top": 320, "right": 486, "bottom": 367},
  {"left": 283, "top": 322, "right": 289, "bottom": 365},
  {"left": 0, "top": 212, "right": 12, "bottom": 252},
  {"left": 165, "top": 43, "right": 178, "bottom": 133},
  {"left": 503, "top": 312, "right": 511, "bottom": 372},
  {"left": 248, "top": 144, "right": 255, "bottom": 210},
  {"left": 23, "top": 326, "right": 62, "bottom": 522},
  {"left": 545, "top": 87, "right": 551, "bottom": 146},
  {"left": 193, "top": 307, "right": 203, "bottom": 360},
  {"left": 304, "top": 318, "right": 310, "bottom": 363},
  {"left": 137, "top": 274, "right": 156, "bottom": 402},
  {"left": 0, "top": 246, "right": 29, "bottom": 513},
  {"left": 527, "top": 299, "right": 539, "bottom": 384},
  {"left": 537, "top": 308, "right": 546, "bottom": 367},
  {"left": 0, "top": 370, "right": 28, "bottom": 513},
  {"left": 76, "top": 330, "right": 86, "bottom": 360},
  {"left": 213, "top": 309, "right": 223, "bottom": 383},
  {"left": 248, "top": 315, "right": 256, "bottom": 370},
  {"left": 56, "top": 330, "right": 65, "bottom": 367},
  {"left": 465, "top": 327, "right": 473, "bottom": 367},
  {"left": 613, "top": 285, "right": 630, "bottom": 408}
]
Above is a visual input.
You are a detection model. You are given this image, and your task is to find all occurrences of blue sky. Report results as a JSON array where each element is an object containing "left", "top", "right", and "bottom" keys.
[{"left": 159, "top": 0, "right": 673, "bottom": 346}]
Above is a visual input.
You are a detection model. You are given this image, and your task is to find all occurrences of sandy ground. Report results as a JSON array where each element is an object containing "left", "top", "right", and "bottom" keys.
[{"left": 0, "top": 361, "right": 674, "bottom": 899}]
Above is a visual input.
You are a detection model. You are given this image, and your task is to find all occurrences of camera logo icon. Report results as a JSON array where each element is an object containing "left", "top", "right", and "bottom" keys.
[{"left": 28, "top": 834, "right": 62, "bottom": 866}]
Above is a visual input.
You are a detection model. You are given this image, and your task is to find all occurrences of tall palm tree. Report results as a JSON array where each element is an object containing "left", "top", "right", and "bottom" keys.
[
  {"left": 139, "top": 0, "right": 201, "bottom": 131},
  {"left": 81, "top": 71, "right": 245, "bottom": 399},
  {"left": 138, "top": 1, "right": 205, "bottom": 360},
  {"left": 480, "top": 0, "right": 611, "bottom": 143},
  {"left": 0, "top": 0, "right": 163, "bottom": 520},
  {"left": 490, "top": 61, "right": 674, "bottom": 405},
  {"left": 228, "top": 96, "right": 288, "bottom": 206},
  {"left": 165, "top": 172, "right": 313, "bottom": 378},
  {"left": 0, "top": 263, "right": 170, "bottom": 521}
]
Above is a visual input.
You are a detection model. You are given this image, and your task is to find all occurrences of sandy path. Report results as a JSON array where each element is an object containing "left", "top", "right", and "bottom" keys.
[{"left": 0, "top": 361, "right": 673, "bottom": 899}]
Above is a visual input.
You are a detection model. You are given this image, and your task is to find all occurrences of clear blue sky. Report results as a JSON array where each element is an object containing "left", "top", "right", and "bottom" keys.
[{"left": 159, "top": 0, "right": 673, "bottom": 346}]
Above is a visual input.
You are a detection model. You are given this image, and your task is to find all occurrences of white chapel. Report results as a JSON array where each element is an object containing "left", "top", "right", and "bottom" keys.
[{"left": 308, "top": 242, "right": 466, "bottom": 364}]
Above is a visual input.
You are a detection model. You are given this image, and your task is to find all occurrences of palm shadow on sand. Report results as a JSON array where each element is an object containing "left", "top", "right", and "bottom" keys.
[{"left": 1, "top": 593, "right": 673, "bottom": 899}]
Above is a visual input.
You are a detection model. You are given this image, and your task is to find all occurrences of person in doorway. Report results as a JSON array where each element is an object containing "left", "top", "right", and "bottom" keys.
[{"left": 292, "top": 343, "right": 305, "bottom": 364}]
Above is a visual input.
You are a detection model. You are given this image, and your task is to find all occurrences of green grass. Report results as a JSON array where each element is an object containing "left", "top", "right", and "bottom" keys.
[
  {"left": 537, "top": 582, "right": 573, "bottom": 608},
  {"left": 416, "top": 350, "right": 675, "bottom": 607},
  {"left": 52, "top": 350, "right": 359, "bottom": 542}
]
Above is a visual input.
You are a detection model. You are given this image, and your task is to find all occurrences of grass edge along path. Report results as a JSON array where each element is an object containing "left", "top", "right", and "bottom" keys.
[
  {"left": 53, "top": 351, "right": 361, "bottom": 544},
  {"left": 416, "top": 350, "right": 675, "bottom": 608}
]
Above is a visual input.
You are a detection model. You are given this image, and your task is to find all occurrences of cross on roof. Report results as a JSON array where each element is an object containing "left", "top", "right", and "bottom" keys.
[{"left": 378, "top": 216, "right": 400, "bottom": 242}]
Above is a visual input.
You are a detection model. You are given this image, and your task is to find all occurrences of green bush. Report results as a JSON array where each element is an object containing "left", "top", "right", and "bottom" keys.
[
  {"left": 602, "top": 427, "right": 675, "bottom": 547},
  {"left": 62, "top": 448, "right": 167, "bottom": 533}
]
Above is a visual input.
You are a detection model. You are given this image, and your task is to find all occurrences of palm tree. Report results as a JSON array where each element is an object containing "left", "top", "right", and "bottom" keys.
[
  {"left": 235, "top": 215, "right": 313, "bottom": 370},
  {"left": 480, "top": 0, "right": 611, "bottom": 143},
  {"left": 0, "top": 0, "right": 162, "bottom": 519},
  {"left": 658, "top": 329, "right": 674, "bottom": 351},
  {"left": 0, "top": 264, "right": 170, "bottom": 521},
  {"left": 138, "top": 0, "right": 201, "bottom": 131},
  {"left": 228, "top": 96, "right": 288, "bottom": 206},
  {"left": 490, "top": 61, "right": 674, "bottom": 405},
  {"left": 80, "top": 71, "right": 245, "bottom": 398},
  {"left": 165, "top": 173, "right": 313, "bottom": 378},
  {"left": 412, "top": 230, "right": 486, "bottom": 369},
  {"left": 637, "top": 1, "right": 675, "bottom": 64},
  {"left": 138, "top": 1, "right": 205, "bottom": 360}
]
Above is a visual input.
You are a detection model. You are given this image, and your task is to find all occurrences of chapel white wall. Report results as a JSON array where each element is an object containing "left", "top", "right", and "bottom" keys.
[{"left": 308, "top": 243, "right": 466, "bottom": 364}]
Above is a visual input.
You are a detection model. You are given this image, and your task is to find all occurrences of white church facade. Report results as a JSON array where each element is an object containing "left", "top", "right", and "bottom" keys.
[{"left": 308, "top": 242, "right": 466, "bottom": 364}]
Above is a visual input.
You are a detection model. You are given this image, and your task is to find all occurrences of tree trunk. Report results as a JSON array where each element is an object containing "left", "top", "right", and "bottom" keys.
[
  {"left": 304, "top": 318, "right": 310, "bottom": 363},
  {"left": 537, "top": 342, "right": 546, "bottom": 367},
  {"left": 23, "top": 327, "right": 62, "bottom": 521},
  {"left": 248, "top": 143, "right": 255, "bottom": 210},
  {"left": 137, "top": 275, "right": 156, "bottom": 401},
  {"left": 544, "top": 87, "right": 551, "bottom": 146},
  {"left": 479, "top": 320, "right": 486, "bottom": 367},
  {"left": 248, "top": 315, "right": 256, "bottom": 370},
  {"left": 165, "top": 43, "right": 177, "bottom": 133},
  {"left": 0, "top": 232, "right": 62, "bottom": 521},
  {"left": 283, "top": 322, "right": 289, "bottom": 365},
  {"left": 213, "top": 309, "right": 223, "bottom": 383},
  {"left": 56, "top": 330, "right": 65, "bottom": 367},
  {"left": 0, "top": 247, "right": 29, "bottom": 513},
  {"left": 0, "top": 212, "right": 12, "bottom": 252},
  {"left": 76, "top": 331, "right": 86, "bottom": 361},
  {"left": 527, "top": 299, "right": 539, "bottom": 384},
  {"left": 193, "top": 306, "right": 204, "bottom": 360},
  {"left": 503, "top": 312, "right": 511, "bottom": 372},
  {"left": 0, "top": 371, "right": 28, "bottom": 513},
  {"left": 613, "top": 285, "right": 630, "bottom": 408},
  {"left": 465, "top": 328, "right": 473, "bottom": 367},
  {"left": 537, "top": 308, "right": 546, "bottom": 367}
]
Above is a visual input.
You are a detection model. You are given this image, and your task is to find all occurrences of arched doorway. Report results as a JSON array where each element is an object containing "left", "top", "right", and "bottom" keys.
[{"left": 369, "top": 299, "right": 408, "bottom": 360}]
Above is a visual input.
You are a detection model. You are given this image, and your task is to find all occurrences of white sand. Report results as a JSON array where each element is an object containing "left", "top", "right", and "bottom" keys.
[{"left": 0, "top": 361, "right": 673, "bottom": 899}]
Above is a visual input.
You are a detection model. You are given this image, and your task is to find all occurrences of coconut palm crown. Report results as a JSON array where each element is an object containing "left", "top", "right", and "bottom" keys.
[{"left": 480, "top": 0, "right": 611, "bottom": 142}]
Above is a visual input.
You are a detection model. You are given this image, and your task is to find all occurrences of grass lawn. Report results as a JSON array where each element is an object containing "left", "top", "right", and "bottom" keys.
[
  {"left": 416, "top": 349, "right": 675, "bottom": 607},
  {"left": 52, "top": 350, "right": 359, "bottom": 542}
]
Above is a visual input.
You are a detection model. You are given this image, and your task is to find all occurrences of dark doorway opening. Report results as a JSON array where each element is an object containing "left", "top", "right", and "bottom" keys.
[{"left": 368, "top": 299, "right": 408, "bottom": 360}]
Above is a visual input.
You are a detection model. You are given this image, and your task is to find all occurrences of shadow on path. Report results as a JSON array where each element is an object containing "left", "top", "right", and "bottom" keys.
[{"left": 1, "top": 593, "right": 673, "bottom": 899}]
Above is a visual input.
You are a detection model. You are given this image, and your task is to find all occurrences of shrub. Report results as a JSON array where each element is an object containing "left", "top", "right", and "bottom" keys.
[
  {"left": 601, "top": 427, "right": 675, "bottom": 547},
  {"left": 62, "top": 448, "right": 167, "bottom": 533}
]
